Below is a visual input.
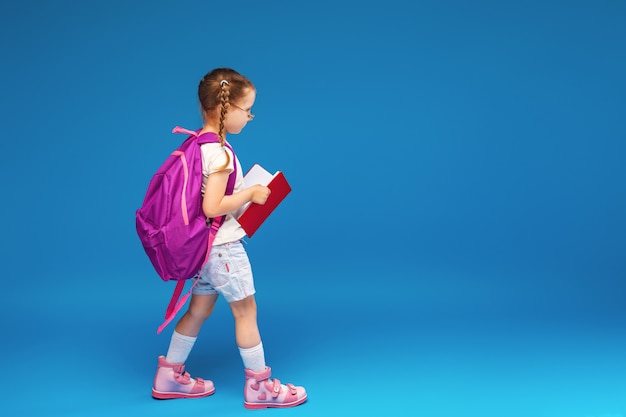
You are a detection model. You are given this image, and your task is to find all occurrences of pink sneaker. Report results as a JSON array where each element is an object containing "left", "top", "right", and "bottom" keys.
[
  {"left": 152, "top": 356, "right": 215, "bottom": 399},
  {"left": 243, "top": 367, "right": 307, "bottom": 409}
]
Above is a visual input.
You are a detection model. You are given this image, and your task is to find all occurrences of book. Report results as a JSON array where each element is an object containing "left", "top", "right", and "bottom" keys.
[{"left": 237, "top": 164, "right": 292, "bottom": 237}]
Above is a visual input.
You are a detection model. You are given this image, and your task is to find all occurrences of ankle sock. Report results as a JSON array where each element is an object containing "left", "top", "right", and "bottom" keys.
[
  {"left": 165, "top": 330, "right": 197, "bottom": 364},
  {"left": 239, "top": 342, "right": 266, "bottom": 372}
]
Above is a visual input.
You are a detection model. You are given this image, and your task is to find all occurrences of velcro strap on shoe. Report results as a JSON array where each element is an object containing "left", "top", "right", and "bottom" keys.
[
  {"left": 267, "top": 378, "right": 281, "bottom": 398},
  {"left": 174, "top": 371, "right": 191, "bottom": 385},
  {"left": 253, "top": 367, "right": 272, "bottom": 381},
  {"left": 191, "top": 378, "right": 206, "bottom": 394}
]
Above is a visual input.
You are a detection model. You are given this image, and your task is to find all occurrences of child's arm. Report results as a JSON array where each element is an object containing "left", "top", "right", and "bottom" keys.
[{"left": 202, "top": 169, "right": 270, "bottom": 218}]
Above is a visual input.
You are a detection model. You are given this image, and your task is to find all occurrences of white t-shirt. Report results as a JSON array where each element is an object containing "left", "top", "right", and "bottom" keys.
[{"left": 200, "top": 142, "right": 246, "bottom": 246}]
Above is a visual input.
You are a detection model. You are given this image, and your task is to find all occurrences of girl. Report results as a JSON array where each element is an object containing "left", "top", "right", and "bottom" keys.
[{"left": 151, "top": 68, "right": 307, "bottom": 409}]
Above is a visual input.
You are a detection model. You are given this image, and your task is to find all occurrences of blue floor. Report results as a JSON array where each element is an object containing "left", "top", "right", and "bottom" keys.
[{"left": 3, "top": 263, "right": 625, "bottom": 417}]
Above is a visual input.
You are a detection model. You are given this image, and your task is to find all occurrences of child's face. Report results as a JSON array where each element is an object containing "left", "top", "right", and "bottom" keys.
[{"left": 225, "top": 88, "right": 256, "bottom": 135}]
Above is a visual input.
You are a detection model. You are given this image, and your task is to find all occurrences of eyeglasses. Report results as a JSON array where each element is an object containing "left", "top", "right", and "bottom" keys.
[{"left": 230, "top": 103, "right": 255, "bottom": 120}]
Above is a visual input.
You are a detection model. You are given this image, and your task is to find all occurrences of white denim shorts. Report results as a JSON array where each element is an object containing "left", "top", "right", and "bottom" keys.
[{"left": 192, "top": 240, "right": 255, "bottom": 303}]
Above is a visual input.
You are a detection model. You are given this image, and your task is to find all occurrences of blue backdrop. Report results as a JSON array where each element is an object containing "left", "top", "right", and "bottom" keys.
[{"left": 1, "top": 1, "right": 624, "bottom": 416}]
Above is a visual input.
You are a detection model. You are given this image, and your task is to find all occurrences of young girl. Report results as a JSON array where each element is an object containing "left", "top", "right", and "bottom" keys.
[{"left": 151, "top": 68, "right": 307, "bottom": 409}]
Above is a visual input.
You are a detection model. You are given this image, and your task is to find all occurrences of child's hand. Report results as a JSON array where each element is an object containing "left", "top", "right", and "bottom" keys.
[{"left": 250, "top": 185, "right": 271, "bottom": 205}]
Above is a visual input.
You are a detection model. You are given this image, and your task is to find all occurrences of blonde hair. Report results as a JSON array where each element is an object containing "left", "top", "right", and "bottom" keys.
[{"left": 198, "top": 68, "right": 255, "bottom": 170}]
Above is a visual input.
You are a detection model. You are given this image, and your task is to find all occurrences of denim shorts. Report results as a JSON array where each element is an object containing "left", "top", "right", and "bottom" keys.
[{"left": 192, "top": 240, "right": 256, "bottom": 303}]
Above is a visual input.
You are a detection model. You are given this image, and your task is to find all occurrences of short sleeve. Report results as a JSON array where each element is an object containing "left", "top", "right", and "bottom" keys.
[{"left": 201, "top": 143, "right": 235, "bottom": 177}]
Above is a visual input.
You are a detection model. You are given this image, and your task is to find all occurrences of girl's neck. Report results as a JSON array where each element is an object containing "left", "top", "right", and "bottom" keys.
[{"left": 199, "top": 124, "right": 218, "bottom": 135}]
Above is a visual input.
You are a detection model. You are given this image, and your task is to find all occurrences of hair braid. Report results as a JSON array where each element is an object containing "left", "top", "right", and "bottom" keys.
[{"left": 217, "top": 81, "right": 231, "bottom": 170}]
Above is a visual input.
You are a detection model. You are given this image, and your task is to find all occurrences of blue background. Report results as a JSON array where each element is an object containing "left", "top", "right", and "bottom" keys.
[{"left": 1, "top": 1, "right": 625, "bottom": 416}]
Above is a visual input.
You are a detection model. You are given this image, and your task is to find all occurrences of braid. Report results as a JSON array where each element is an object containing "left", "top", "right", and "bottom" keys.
[{"left": 217, "top": 81, "right": 231, "bottom": 170}]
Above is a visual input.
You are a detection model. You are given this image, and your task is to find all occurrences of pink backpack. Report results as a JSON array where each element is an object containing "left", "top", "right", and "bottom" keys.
[{"left": 136, "top": 126, "right": 237, "bottom": 333}]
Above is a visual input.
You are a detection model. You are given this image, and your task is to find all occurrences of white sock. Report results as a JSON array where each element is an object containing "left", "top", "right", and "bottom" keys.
[
  {"left": 239, "top": 342, "right": 266, "bottom": 372},
  {"left": 165, "top": 331, "right": 197, "bottom": 364}
]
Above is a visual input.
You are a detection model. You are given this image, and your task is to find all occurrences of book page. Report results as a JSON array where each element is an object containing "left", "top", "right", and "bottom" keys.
[
  {"left": 240, "top": 164, "right": 278, "bottom": 213},
  {"left": 243, "top": 164, "right": 275, "bottom": 188}
]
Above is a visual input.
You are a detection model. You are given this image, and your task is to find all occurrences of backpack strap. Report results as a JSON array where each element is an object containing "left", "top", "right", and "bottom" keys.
[
  {"left": 172, "top": 126, "right": 238, "bottom": 195},
  {"left": 157, "top": 217, "right": 224, "bottom": 334},
  {"left": 157, "top": 127, "right": 238, "bottom": 334}
]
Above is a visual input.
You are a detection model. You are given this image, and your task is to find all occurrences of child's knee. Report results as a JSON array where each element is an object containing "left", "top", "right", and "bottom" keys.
[
  {"left": 230, "top": 296, "right": 257, "bottom": 319},
  {"left": 188, "top": 304, "right": 214, "bottom": 321}
]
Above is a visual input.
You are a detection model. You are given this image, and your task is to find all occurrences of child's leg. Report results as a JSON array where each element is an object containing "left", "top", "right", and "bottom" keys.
[
  {"left": 230, "top": 295, "right": 307, "bottom": 409},
  {"left": 152, "top": 294, "right": 218, "bottom": 400},
  {"left": 229, "top": 295, "right": 265, "bottom": 371},
  {"left": 165, "top": 293, "right": 218, "bottom": 363},
  {"left": 229, "top": 295, "right": 261, "bottom": 348},
  {"left": 175, "top": 293, "right": 219, "bottom": 337}
]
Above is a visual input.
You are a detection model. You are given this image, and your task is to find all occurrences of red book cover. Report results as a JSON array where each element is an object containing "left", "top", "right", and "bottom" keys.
[{"left": 237, "top": 164, "right": 292, "bottom": 237}]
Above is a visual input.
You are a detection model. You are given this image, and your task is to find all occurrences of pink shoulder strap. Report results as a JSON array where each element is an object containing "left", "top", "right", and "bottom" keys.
[
  {"left": 172, "top": 126, "right": 198, "bottom": 136},
  {"left": 157, "top": 217, "right": 224, "bottom": 334}
]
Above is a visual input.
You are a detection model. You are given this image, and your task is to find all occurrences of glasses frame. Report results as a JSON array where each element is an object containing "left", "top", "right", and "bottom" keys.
[{"left": 230, "top": 103, "right": 255, "bottom": 120}]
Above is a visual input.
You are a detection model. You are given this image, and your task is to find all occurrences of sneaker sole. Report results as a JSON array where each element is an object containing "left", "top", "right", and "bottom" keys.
[
  {"left": 244, "top": 394, "right": 307, "bottom": 409},
  {"left": 152, "top": 387, "right": 216, "bottom": 400}
]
